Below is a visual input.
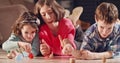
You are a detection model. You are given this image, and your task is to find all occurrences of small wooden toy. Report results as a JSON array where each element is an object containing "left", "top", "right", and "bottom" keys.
[{"left": 69, "top": 58, "right": 75, "bottom": 63}]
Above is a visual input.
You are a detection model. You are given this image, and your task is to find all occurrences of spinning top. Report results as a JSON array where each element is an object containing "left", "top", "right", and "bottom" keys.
[{"left": 28, "top": 52, "right": 34, "bottom": 59}]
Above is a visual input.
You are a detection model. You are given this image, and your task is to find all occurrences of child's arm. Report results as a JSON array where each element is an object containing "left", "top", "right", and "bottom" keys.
[
  {"left": 72, "top": 50, "right": 113, "bottom": 60},
  {"left": 80, "top": 50, "right": 113, "bottom": 60},
  {"left": 2, "top": 33, "right": 32, "bottom": 55},
  {"left": 40, "top": 39, "right": 52, "bottom": 57},
  {"left": 2, "top": 34, "right": 20, "bottom": 52},
  {"left": 31, "top": 34, "right": 40, "bottom": 56},
  {"left": 58, "top": 35, "right": 74, "bottom": 55}
]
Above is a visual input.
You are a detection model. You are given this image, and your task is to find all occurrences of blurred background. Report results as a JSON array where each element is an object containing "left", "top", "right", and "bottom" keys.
[{"left": 0, "top": 0, "right": 120, "bottom": 47}]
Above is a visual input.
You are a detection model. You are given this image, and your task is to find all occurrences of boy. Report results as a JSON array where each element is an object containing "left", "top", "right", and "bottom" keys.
[{"left": 72, "top": 2, "right": 120, "bottom": 60}]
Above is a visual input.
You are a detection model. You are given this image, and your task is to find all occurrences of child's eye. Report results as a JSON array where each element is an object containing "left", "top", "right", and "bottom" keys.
[
  {"left": 100, "top": 26, "right": 104, "bottom": 29},
  {"left": 25, "top": 32, "right": 28, "bottom": 34},
  {"left": 31, "top": 31, "right": 36, "bottom": 34},
  {"left": 48, "top": 12, "right": 53, "bottom": 15},
  {"left": 108, "top": 27, "right": 112, "bottom": 30},
  {"left": 41, "top": 14, "right": 45, "bottom": 16}
]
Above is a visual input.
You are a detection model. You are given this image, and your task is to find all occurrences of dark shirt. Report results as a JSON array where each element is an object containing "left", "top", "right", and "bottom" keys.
[
  {"left": 82, "top": 23, "right": 120, "bottom": 55},
  {"left": 74, "top": 25, "right": 84, "bottom": 50}
]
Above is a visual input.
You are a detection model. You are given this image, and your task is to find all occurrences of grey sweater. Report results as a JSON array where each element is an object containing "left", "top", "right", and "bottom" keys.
[{"left": 2, "top": 33, "right": 40, "bottom": 56}]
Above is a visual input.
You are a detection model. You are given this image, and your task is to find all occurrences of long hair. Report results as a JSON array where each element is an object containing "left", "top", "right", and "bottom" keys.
[
  {"left": 34, "top": 0, "right": 65, "bottom": 25},
  {"left": 12, "top": 12, "right": 40, "bottom": 36}
]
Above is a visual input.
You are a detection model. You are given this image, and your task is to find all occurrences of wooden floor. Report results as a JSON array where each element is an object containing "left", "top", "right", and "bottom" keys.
[{"left": 0, "top": 48, "right": 120, "bottom": 63}]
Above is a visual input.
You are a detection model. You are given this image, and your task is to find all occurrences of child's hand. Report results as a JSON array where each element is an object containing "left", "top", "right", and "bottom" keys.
[
  {"left": 40, "top": 39, "right": 51, "bottom": 57},
  {"left": 58, "top": 35, "right": 74, "bottom": 55},
  {"left": 80, "top": 50, "right": 111, "bottom": 60},
  {"left": 18, "top": 42, "right": 32, "bottom": 53},
  {"left": 62, "top": 44, "right": 74, "bottom": 55},
  {"left": 71, "top": 50, "right": 82, "bottom": 59},
  {"left": 79, "top": 50, "right": 93, "bottom": 60},
  {"left": 71, "top": 50, "right": 93, "bottom": 59},
  {"left": 7, "top": 50, "right": 17, "bottom": 59},
  {"left": 58, "top": 35, "right": 70, "bottom": 47}
]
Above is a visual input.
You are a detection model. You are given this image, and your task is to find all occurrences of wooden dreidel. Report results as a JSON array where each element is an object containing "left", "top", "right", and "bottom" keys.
[
  {"left": 69, "top": 58, "right": 75, "bottom": 63},
  {"left": 102, "top": 57, "right": 106, "bottom": 63}
]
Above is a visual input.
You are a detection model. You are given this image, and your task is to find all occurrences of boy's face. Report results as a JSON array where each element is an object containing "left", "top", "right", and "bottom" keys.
[
  {"left": 21, "top": 24, "right": 36, "bottom": 42},
  {"left": 96, "top": 20, "right": 115, "bottom": 38}
]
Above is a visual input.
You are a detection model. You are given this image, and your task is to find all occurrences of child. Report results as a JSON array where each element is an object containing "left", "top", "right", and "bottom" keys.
[
  {"left": 34, "top": 0, "right": 76, "bottom": 57},
  {"left": 72, "top": 2, "right": 120, "bottom": 60},
  {"left": 2, "top": 11, "right": 40, "bottom": 59}
]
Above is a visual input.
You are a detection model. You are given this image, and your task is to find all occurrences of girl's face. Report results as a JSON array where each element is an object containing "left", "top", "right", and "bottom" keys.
[
  {"left": 96, "top": 20, "right": 115, "bottom": 38},
  {"left": 21, "top": 24, "right": 36, "bottom": 42},
  {"left": 40, "top": 5, "right": 56, "bottom": 24}
]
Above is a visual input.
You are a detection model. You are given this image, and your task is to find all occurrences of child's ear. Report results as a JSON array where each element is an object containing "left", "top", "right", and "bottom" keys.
[{"left": 94, "top": 15, "right": 98, "bottom": 22}]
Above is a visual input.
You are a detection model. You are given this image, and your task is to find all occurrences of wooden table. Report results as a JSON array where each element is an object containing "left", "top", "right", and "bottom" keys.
[{"left": 0, "top": 49, "right": 120, "bottom": 63}]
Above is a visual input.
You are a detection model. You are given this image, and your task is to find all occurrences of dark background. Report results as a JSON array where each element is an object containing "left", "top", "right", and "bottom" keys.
[{"left": 56, "top": 0, "right": 120, "bottom": 25}]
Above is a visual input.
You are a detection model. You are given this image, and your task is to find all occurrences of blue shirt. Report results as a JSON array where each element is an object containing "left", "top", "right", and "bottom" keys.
[
  {"left": 82, "top": 23, "right": 120, "bottom": 56},
  {"left": 2, "top": 33, "right": 40, "bottom": 56}
]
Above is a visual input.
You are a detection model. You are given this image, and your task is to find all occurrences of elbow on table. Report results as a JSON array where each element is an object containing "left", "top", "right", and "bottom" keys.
[{"left": 2, "top": 43, "right": 10, "bottom": 52}]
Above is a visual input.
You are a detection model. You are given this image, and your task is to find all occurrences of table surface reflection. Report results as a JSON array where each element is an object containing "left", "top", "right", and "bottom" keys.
[{"left": 0, "top": 49, "right": 120, "bottom": 63}]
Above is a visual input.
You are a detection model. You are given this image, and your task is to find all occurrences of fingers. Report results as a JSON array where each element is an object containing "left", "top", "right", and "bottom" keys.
[
  {"left": 40, "top": 44, "right": 50, "bottom": 56},
  {"left": 79, "top": 50, "right": 91, "bottom": 59},
  {"left": 63, "top": 38, "right": 71, "bottom": 46},
  {"left": 71, "top": 50, "right": 89, "bottom": 59},
  {"left": 40, "top": 44, "right": 46, "bottom": 55},
  {"left": 58, "top": 35, "right": 64, "bottom": 47},
  {"left": 24, "top": 43, "right": 31, "bottom": 53},
  {"left": 41, "top": 39, "right": 49, "bottom": 47},
  {"left": 41, "top": 39, "right": 46, "bottom": 44},
  {"left": 71, "top": 50, "right": 82, "bottom": 59},
  {"left": 58, "top": 35, "right": 71, "bottom": 48},
  {"left": 62, "top": 44, "right": 74, "bottom": 55},
  {"left": 40, "top": 39, "right": 50, "bottom": 56},
  {"left": 18, "top": 42, "right": 32, "bottom": 53},
  {"left": 40, "top": 44, "right": 48, "bottom": 51}
]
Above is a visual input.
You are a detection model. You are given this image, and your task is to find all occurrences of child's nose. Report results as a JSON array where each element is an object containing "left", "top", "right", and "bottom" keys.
[
  {"left": 46, "top": 13, "right": 51, "bottom": 19},
  {"left": 102, "top": 29, "right": 108, "bottom": 34},
  {"left": 28, "top": 34, "right": 33, "bottom": 38}
]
